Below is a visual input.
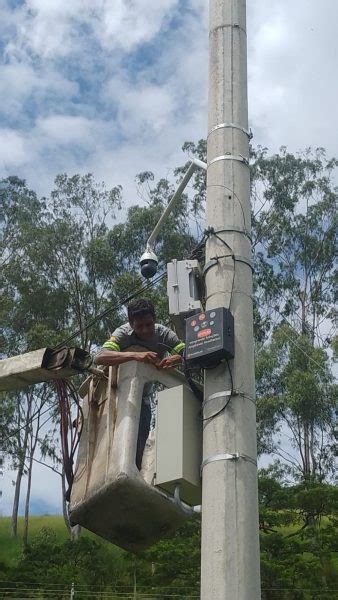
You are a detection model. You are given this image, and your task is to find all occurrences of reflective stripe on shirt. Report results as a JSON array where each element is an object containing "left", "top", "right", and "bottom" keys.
[
  {"left": 170, "top": 342, "right": 185, "bottom": 355},
  {"left": 103, "top": 340, "right": 121, "bottom": 352}
]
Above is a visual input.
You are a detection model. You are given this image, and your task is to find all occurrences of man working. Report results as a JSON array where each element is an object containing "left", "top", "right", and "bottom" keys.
[{"left": 95, "top": 298, "right": 185, "bottom": 469}]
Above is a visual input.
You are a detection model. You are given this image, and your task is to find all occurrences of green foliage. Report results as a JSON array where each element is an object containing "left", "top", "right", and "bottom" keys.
[
  {"left": 256, "top": 324, "right": 336, "bottom": 479},
  {"left": 0, "top": 518, "right": 201, "bottom": 597},
  {"left": 1, "top": 494, "right": 337, "bottom": 598},
  {"left": 143, "top": 519, "right": 201, "bottom": 590},
  {"left": 1, "top": 173, "right": 123, "bottom": 356},
  {"left": 9, "top": 528, "right": 119, "bottom": 588},
  {"left": 252, "top": 146, "right": 336, "bottom": 341},
  {"left": 258, "top": 469, "right": 338, "bottom": 598},
  {"left": 251, "top": 147, "right": 337, "bottom": 480}
]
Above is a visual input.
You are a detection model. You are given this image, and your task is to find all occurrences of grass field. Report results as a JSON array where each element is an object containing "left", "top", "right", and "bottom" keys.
[
  {"left": 0, "top": 516, "right": 66, "bottom": 568},
  {"left": 0, "top": 515, "right": 119, "bottom": 568}
]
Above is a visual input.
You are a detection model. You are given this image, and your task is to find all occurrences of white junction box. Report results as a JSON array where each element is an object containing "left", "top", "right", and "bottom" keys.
[
  {"left": 155, "top": 384, "right": 202, "bottom": 505},
  {"left": 167, "top": 259, "right": 203, "bottom": 339}
]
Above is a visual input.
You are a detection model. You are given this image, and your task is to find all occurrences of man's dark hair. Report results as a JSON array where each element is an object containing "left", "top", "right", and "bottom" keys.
[{"left": 127, "top": 298, "right": 155, "bottom": 322}]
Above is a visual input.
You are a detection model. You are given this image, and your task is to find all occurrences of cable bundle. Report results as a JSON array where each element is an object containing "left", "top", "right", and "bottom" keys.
[{"left": 55, "top": 380, "right": 83, "bottom": 501}]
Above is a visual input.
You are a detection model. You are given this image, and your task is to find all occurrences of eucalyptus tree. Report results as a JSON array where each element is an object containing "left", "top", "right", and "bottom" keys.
[
  {"left": 0, "top": 174, "right": 123, "bottom": 536},
  {"left": 251, "top": 147, "right": 337, "bottom": 479}
]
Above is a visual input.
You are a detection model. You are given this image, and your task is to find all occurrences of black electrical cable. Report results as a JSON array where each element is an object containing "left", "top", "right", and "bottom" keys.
[
  {"left": 179, "top": 352, "right": 203, "bottom": 404},
  {"left": 56, "top": 378, "right": 84, "bottom": 501},
  {"left": 202, "top": 358, "right": 234, "bottom": 422},
  {"left": 204, "top": 228, "right": 236, "bottom": 310},
  {"left": 204, "top": 227, "right": 234, "bottom": 255},
  {"left": 1, "top": 402, "right": 58, "bottom": 445},
  {"left": 53, "top": 225, "right": 210, "bottom": 353},
  {"left": 65, "top": 379, "right": 84, "bottom": 462},
  {"left": 53, "top": 269, "right": 167, "bottom": 349}
]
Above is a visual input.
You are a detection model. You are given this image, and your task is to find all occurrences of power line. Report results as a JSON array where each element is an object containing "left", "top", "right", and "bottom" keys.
[
  {"left": 1, "top": 403, "right": 58, "bottom": 445},
  {"left": 268, "top": 306, "right": 329, "bottom": 373},
  {"left": 202, "top": 229, "right": 327, "bottom": 380},
  {"left": 54, "top": 269, "right": 167, "bottom": 349},
  {"left": 1, "top": 267, "right": 170, "bottom": 449},
  {"left": 53, "top": 228, "right": 208, "bottom": 351}
]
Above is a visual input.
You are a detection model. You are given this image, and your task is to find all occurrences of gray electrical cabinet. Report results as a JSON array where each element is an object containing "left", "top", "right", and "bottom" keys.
[{"left": 155, "top": 384, "right": 202, "bottom": 506}]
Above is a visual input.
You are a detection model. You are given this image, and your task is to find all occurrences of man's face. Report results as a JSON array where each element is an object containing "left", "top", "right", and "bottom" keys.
[{"left": 130, "top": 314, "right": 156, "bottom": 341}]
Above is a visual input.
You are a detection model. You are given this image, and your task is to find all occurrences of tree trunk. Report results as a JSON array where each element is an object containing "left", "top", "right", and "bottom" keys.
[
  {"left": 301, "top": 293, "right": 312, "bottom": 479},
  {"left": 23, "top": 453, "right": 34, "bottom": 548},
  {"left": 11, "top": 461, "right": 25, "bottom": 538},
  {"left": 22, "top": 389, "right": 46, "bottom": 547},
  {"left": 11, "top": 400, "right": 30, "bottom": 538},
  {"left": 310, "top": 425, "right": 317, "bottom": 477},
  {"left": 303, "top": 421, "right": 311, "bottom": 478}
]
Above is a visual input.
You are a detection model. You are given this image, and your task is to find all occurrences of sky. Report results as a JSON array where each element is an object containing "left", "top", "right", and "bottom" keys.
[{"left": 1, "top": 0, "right": 338, "bottom": 516}]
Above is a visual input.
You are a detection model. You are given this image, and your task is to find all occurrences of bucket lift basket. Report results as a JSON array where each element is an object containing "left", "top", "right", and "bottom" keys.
[{"left": 69, "top": 358, "right": 201, "bottom": 552}]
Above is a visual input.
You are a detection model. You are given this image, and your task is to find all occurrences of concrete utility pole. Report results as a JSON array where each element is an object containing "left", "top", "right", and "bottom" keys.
[{"left": 201, "top": 1, "right": 261, "bottom": 598}]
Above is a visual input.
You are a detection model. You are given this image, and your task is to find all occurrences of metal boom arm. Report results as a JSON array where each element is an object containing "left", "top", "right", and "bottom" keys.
[{"left": 0, "top": 346, "right": 99, "bottom": 392}]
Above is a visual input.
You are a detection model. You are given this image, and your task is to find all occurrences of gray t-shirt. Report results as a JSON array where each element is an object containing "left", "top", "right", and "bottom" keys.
[
  {"left": 102, "top": 322, "right": 184, "bottom": 359},
  {"left": 101, "top": 323, "right": 185, "bottom": 405}
]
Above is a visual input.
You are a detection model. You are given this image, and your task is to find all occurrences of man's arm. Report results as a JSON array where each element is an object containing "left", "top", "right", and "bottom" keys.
[
  {"left": 158, "top": 353, "right": 183, "bottom": 369},
  {"left": 157, "top": 326, "right": 185, "bottom": 370},
  {"left": 95, "top": 349, "right": 159, "bottom": 367}
]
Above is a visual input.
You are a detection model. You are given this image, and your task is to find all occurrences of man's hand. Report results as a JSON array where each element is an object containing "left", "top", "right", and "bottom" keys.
[
  {"left": 157, "top": 354, "right": 182, "bottom": 370},
  {"left": 133, "top": 351, "right": 159, "bottom": 365}
]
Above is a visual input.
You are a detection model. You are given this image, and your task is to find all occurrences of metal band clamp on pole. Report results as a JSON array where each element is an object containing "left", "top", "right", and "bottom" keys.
[
  {"left": 204, "top": 389, "right": 255, "bottom": 405},
  {"left": 203, "top": 390, "right": 232, "bottom": 420},
  {"left": 203, "top": 390, "right": 232, "bottom": 407},
  {"left": 203, "top": 257, "right": 233, "bottom": 276},
  {"left": 208, "top": 122, "right": 252, "bottom": 138},
  {"left": 208, "top": 154, "right": 249, "bottom": 168},
  {"left": 201, "top": 452, "right": 257, "bottom": 475}
]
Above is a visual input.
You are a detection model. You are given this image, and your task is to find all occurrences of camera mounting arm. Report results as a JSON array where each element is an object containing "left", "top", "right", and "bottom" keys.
[
  {"left": 140, "top": 158, "right": 207, "bottom": 278},
  {"left": 146, "top": 158, "right": 206, "bottom": 252}
]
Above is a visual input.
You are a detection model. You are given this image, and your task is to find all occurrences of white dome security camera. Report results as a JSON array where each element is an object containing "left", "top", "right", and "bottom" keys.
[{"left": 139, "top": 249, "right": 158, "bottom": 279}]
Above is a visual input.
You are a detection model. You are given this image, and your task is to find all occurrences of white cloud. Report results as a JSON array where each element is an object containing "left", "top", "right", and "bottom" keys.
[
  {"left": 0, "top": 0, "right": 336, "bottom": 199},
  {"left": 106, "top": 78, "right": 175, "bottom": 135},
  {"left": 248, "top": 0, "right": 338, "bottom": 155},
  {"left": 36, "top": 115, "right": 94, "bottom": 144},
  {"left": 0, "top": 62, "right": 78, "bottom": 121},
  {"left": 95, "top": 0, "right": 180, "bottom": 52},
  {"left": 0, "top": 129, "right": 27, "bottom": 170},
  {"left": 4, "top": 0, "right": 180, "bottom": 60}
]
